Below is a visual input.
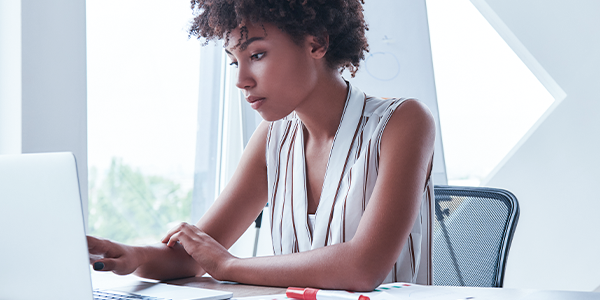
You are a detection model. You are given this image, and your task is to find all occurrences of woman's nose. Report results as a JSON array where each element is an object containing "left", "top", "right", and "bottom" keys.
[{"left": 235, "top": 64, "right": 256, "bottom": 90}]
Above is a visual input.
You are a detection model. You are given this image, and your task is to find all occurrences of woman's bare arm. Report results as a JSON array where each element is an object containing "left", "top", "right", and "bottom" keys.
[
  {"left": 89, "top": 121, "right": 271, "bottom": 280},
  {"left": 163, "top": 100, "right": 436, "bottom": 291}
]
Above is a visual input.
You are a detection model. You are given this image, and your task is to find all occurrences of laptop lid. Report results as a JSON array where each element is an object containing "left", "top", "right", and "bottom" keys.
[
  {"left": 0, "top": 152, "right": 92, "bottom": 300},
  {"left": 0, "top": 152, "right": 233, "bottom": 300}
]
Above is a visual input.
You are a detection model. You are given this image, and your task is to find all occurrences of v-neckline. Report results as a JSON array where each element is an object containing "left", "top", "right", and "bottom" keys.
[
  {"left": 302, "top": 123, "right": 334, "bottom": 215},
  {"left": 294, "top": 83, "right": 366, "bottom": 247}
]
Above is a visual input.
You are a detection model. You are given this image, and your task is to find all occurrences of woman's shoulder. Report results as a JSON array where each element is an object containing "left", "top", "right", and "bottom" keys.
[
  {"left": 363, "top": 95, "right": 431, "bottom": 121},
  {"left": 380, "top": 98, "right": 436, "bottom": 149},
  {"left": 390, "top": 98, "right": 435, "bottom": 126},
  {"left": 362, "top": 93, "right": 435, "bottom": 155},
  {"left": 362, "top": 93, "right": 419, "bottom": 118}
]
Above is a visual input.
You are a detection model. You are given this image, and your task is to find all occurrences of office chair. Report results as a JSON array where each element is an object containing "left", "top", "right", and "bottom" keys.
[{"left": 432, "top": 185, "right": 519, "bottom": 287}]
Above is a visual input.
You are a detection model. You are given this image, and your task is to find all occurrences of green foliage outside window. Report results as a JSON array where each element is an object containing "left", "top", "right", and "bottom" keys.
[{"left": 88, "top": 158, "right": 192, "bottom": 245}]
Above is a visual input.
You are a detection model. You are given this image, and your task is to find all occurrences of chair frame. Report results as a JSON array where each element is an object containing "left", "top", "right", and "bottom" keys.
[{"left": 433, "top": 185, "right": 520, "bottom": 287}]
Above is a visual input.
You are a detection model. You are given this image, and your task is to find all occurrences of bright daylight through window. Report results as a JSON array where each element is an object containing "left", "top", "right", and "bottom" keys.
[
  {"left": 86, "top": 0, "right": 199, "bottom": 245},
  {"left": 426, "top": 0, "right": 554, "bottom": 186}
]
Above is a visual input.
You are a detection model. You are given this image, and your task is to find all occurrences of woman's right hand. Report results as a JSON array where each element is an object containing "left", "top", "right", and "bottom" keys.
[{"left": 87, "top": 235, "right": 144, "bottom": 275}]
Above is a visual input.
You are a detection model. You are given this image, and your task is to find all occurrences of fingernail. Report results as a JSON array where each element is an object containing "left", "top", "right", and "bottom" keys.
[{"left": 93, "top": 262, "right": 105, "bottom": 271}]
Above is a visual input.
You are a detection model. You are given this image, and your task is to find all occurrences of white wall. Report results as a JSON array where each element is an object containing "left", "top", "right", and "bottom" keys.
[
  {"left": 474, "top": 0, "right": 600, "bottom": 291},
  {"left": 348, "top": 0, "right": 447, "bottom": 185},
  {"left": 0, "top": 0, "right": 22, "bottom": 155},
  {"left": 0, "top": 0, "right": 88, "bottom": 224}
]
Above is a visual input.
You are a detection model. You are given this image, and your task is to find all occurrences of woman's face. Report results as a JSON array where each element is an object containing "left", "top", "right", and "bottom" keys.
[{"left": 225, "top": 23, "right": 321, "bottom": 121}]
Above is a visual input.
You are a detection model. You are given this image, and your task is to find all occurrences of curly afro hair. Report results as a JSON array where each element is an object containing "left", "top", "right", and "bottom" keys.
[{"left": 188, "top": 0, "right": 369, "bottom": 77}]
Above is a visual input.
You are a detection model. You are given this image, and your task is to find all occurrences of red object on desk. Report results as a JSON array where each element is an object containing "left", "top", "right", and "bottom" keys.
[{"left": 286, "top": 287, "right": 370, "bottom": 300}]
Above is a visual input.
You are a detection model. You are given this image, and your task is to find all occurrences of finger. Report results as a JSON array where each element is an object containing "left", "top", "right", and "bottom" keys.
[
  {"left": 161, "top": 222, "right": 182, "bottom": 243},
  {"left": 88, "top": 237, "right": 121, "bottom": 260},
  {"left": 166, "top": 232, "right": 182, "bottom": 247},
  {"left": 89, "top": 253, "right": 104, "bottom": 263},
  {"left": 92, "top": 258, "right": 116, "bottom": 272},
  {"left": 93, "top": 257, "right": 134, "bottom": 275},
  {"left": 87, "top": 235, "right": 99, "bottom": 250},
  {"left": 161, "top": 233, "right": 172, "bottom": 244},
  {"left": 87, "top": 236, "right": 109, "bottom": 255},
  {"left": 167, "top": 230, "right": 197, "bottom": 248},
  {"left": 161, "top": 222, "right": 190, "bottom": 243},
  {"left": 161, "top": 228, "right": 177, "bottom": 244}
]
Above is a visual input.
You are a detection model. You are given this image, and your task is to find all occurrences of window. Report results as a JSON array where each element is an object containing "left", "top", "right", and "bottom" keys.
[
  {"left": 426, "top": 0, "right": 555, "bottom": 186},
  {"left": 86, "top": 0, "right": 199, "bottom": 244}
]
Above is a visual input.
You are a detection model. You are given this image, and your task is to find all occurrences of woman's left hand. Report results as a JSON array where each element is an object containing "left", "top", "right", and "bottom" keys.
[{"left": 161, "top": 222, "right": 236, "bottom": 280}]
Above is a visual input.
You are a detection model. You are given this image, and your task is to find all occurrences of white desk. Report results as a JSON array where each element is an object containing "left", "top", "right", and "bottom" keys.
[
  {"left": 91, "top": 271, "right": 600, "bottom": 300},
  {"left": 91, "top": 270, "right": 287, "bottom": 298}
]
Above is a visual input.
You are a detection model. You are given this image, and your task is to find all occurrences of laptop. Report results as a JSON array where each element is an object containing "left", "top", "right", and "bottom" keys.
[{"left": 0, "top": 152, "right": 233, "bottom": 300}]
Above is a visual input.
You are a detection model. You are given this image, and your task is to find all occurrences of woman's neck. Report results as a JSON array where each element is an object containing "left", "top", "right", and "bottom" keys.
[{"left": 294, "top": 73, "right": 349, "bottom": 143}]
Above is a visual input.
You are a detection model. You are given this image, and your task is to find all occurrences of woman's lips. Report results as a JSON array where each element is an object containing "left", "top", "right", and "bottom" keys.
[{"left": 246, "top": 96, "right": 265, "bottom": 110}]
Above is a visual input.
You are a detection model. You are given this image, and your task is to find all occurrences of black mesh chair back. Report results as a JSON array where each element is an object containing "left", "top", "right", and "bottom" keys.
[{"left": 433, "top": 185, "right": 519, "bottom": 287}]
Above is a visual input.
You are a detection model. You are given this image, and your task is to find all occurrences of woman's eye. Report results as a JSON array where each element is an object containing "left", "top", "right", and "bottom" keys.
[
  {"left": 251, "top": 52, "right": 265, "bottom": 60},
  {"left": 229, "top": 61, "right": 239, "bottom": 68}
]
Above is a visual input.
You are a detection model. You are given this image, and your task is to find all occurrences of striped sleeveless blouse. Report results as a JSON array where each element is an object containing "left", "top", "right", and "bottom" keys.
[{"left": 265, "top": 83, "right": 433, "bottom": 283}]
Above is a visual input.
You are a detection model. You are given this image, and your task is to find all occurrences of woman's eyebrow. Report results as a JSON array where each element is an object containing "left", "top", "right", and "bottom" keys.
[
  {"left": 240, "top": 37, "right": 264, "bottom": 50},
  {"left": 225, "top": 36, "right": 265, "bottom": 54}
]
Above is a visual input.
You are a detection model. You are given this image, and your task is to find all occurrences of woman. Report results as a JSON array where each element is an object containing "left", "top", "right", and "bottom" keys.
[{"left": 88, "top": 0, "right": 435, "bottom": 291}]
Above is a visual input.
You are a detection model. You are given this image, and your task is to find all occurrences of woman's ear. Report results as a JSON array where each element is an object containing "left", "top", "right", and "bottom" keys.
[{"left": 307, "top": 33, "right": 329, "bottom": 59}]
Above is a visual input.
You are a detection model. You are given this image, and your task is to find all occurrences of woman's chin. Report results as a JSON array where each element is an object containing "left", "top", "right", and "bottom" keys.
[{"left": 257, "top": 111, "right": 291, "bottom": 122}]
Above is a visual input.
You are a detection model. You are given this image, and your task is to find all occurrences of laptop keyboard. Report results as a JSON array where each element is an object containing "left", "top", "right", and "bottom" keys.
[{"left": 93, "top": 289, "right": 172, "bottom": 300}]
